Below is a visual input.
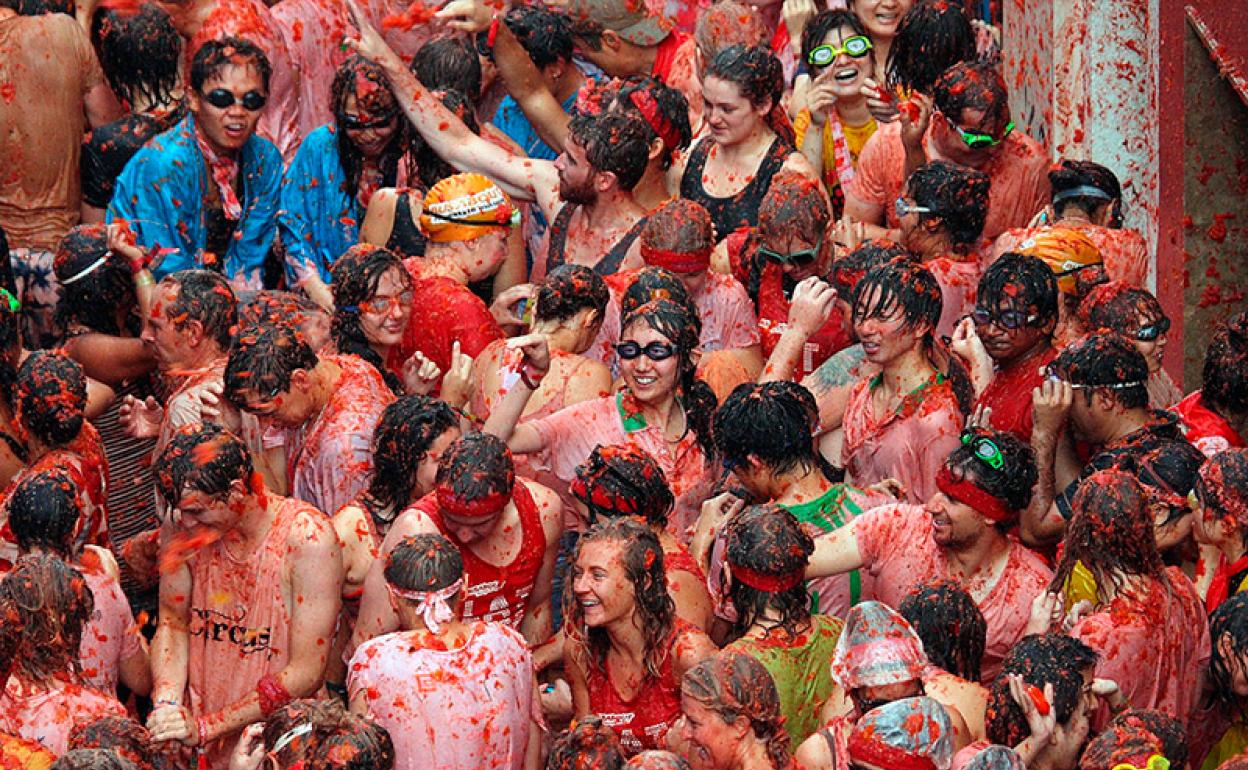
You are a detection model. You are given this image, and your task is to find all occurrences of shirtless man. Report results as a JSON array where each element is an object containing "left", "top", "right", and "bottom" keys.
[
  {"left": 0, "top": 0, "right": 120, "bottom": 345},
  {"left": 146, "top": 424, "right": 343, "bottom": 769},
  {"left": 347, "top": 2, "right": 652, "bottom": 279},
  {"left": 351, "top": 432, "right": 562, "bottom": 651}
]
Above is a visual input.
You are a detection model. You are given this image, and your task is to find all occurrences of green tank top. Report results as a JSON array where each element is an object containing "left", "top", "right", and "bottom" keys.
[{"left": 783, "top": 484, "right": 865, "bottom": 610}]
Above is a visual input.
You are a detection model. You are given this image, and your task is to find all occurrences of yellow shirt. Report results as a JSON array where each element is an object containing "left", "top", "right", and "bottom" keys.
[
  {"left": 793, "top": 110, "right": 877, "bottom": 196},
  {"left": 0, "top": 734, "right": 55, "bottom": 770}
]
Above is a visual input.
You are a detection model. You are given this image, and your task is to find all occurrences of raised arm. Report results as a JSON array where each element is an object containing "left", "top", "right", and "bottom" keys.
[
  {"left": 345, "top": 0, "right": 556, "bottom": 205},
  {"left": 805, "top": 515, "right": 867, "bottom": 579},
  {"left": 481, "top": 334, "right": 549, "bottom": 454}
]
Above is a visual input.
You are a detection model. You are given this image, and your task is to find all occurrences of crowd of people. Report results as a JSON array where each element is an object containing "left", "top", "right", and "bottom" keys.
[{"left": 0, "top": 0, "right": 1245, "bottom": 769}]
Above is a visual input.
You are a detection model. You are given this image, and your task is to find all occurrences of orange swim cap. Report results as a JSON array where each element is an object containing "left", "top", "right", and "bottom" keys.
[
  {"left": 1018, "top": 227, "right": 1102, "bottom": 295},
  {"left": 420, "top": 173, "right": 517, "bottom": 243}
]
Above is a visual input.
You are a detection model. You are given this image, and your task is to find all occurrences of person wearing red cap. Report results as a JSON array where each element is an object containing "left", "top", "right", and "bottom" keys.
[
  {"left": 351, "top": 433, "right": 562, "bottom": 649},
  {"left": 801, "top": 428, "right": 1052, "bottom": 683}
]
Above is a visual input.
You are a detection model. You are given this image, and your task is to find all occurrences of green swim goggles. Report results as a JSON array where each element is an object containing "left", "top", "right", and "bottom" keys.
[
  {"left": 807, "top": 35, "right": 873, "bottom": 68},
  {"left": 950, "top": 119, "right": 1015, "bottom": 150},
  {"left": 962, "top": 432, "right": 1004, "bottom": 471}
]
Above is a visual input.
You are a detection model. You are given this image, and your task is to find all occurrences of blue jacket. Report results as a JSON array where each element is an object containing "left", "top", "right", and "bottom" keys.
[
  {"left": 107, "top": 113, "right": 281, "bottom": 287},
  {"left": 278, "top": 125, "right": 361, "bottom": 286}
]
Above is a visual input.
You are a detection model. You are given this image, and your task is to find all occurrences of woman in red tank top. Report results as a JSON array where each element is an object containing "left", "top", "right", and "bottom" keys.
[{"left": 564, "top": 519, "right": 717, "bottom": 757}]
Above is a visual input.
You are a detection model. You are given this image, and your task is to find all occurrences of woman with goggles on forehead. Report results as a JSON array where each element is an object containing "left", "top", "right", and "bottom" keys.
[
  {"left": 107, "top": 38, "right": 281, "bottom": 291},
  {"left": 485, "top": 298, "right": 718, "bottom": 543},
  {"left": 279, "top": 56, "right": 413, "bottom": 312},
  {"left": 1080, "top": 281, "right": 1181, "bottom": 409},
  {"left": 793, "top": 11, "right": 878, "bottom": 216}
]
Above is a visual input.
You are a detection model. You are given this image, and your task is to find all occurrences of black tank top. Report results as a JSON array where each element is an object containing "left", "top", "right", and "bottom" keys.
[
  {"left": 546, "top": 203, "right": 646, "bottom": 277},
  {"left": 679, "top": 137, "right": 790, "bottom": 240},
  {"left": 385, "top": 190, "right": 428, "bottom": 259}
]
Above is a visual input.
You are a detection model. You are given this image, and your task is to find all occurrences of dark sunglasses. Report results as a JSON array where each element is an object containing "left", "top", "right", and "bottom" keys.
[
  {"left": 203, "top": 88, "right": 267, "bottom": 112},
  {"left": 342, "top": 110, "right": 397, "bottom": 130},
  {"left": 971, "top": 306, "right": 1037, "bottom": 331},
  {"left": 615, "top": 341, "right": 677, "bottom": 361},
  {"left": 758, "top": 233, "right": 823, "bottom": 267},
  {"left": 1136, "top": 316, "right": 1170, "bottom": 342}
]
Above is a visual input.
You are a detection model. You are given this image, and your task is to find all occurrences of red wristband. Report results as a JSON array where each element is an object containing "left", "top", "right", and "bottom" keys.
[
  {"left": 486, "top": 15, "right": 500, "bottom": 49},
  {"left": 519, "top": 366, "right": 543, "bottom": 391},
  {"left": 257, "top": 673, "right": 293, "bottom": 717}
]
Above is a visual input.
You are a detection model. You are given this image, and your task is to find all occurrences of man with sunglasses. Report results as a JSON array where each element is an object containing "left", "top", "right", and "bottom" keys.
[
  {"left": 805, "top": 427, "right": 1052, "bottom": 683},
  {"left": 1022, "top": 331, "right": 1195, "bottom": 548},
  {"left": 109, "top": 37, "right": 281, "bottom": 292},
  {"left": 845, "top": 61, "right": 1048, "bottom": 247}
]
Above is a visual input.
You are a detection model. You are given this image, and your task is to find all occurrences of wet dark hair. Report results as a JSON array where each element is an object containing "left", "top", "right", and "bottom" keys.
[
  {"left": 620, "top": 267, "right": 691, "bottom": 319},
  {"left": 0, "top": 589, "right": 18, "bottom": 682},
  {"left": 572, "top": 444, "right": 675, "bottom": 528},
  {"left": 747, "top": 172, "right": 830, "bottom": 307},
  {"left": 641, "top": 198, "right": 714, "bottom": 258},
  {"left": 1210, "top": 592, "right": 1248, "bottom": 719},
  {"left": 1079, "top": 724, "right": 1164, "bottom": 770},
  {"left": 725, "top": 504, "right": 814, "bottom": 639},
  {"left": 567, "top": 112, "right": 651, "bottom": 192},
  {"left": 714, "top": 381, "right": 833, "bottom": 480},
  {"left": 1049, "top": 160, "right": 1123, "bottom": 225},
  {"left": 412, "top": 36, "right": 482, "bottom": 98},
  {"left": 330, "top": 244, "right": 409, "bottom": 394},
  {"left": 49, "top": 751, "right": 139, "bottom": 770},
  {"left": 545, "top": 715, "right": 624, "bottom": 770},
  {"left": 932, "top": 60, "right": 1009, "bottom": 131},
  {"left": 8, "top": 469, "right": 79, "bottom": 555},
  {"left": 682, "top": 651, "right": 790, "bottom": 770},
  {"left": 163, "top": 270, "right": 239, "bottom": 350},
  {"left": 416, "top": 89, "right": 480, "bottom": 190},
  {"left": 238, "top": 290, "right": 327, "bottom": 331},
  {"left": 944, "top": 427, "right": 1038, "bottom": 515},
  {"left": 331, "top": 56, "right": 411, "bottom": 210},
  {"left": 565, "top": 518, "right": 673, "bottom": 678},
  {"left": 906, "top": 160, "right": 990, "bottom": 251},
  {"left": 1051, "top": 469, "right": 1165, "bottom": 604},
  {"left": 1203, "top": 310, "right": 1248, "bottom": 418},
  {"left": 886, "top": 0, "right": 976, "bottom": 94},
  {"left": 621, "top": 299, "right": 718, "bottom": 457},
  {"left": 365, "top": 396, "right": 459, "bottom": 522},
  {"left": 1080, "top": 282, "right": 1167, "bottom": 338},
  {"left": 504, "top": 5, "right": 574, "bottom": 67},
  {"left": 1107, "top": 711, "right": 1187, "bottom": 770},
  {"left": 69, "top": 717, "right": 159, "bottom": 770},
  {"left": 54, "top": 224, "right": 137, "bottom": 337},
  {"left": 1136, "top": 441, "right": 1205, "bottom": 510},
  {"left": 705, "top": 45, "right": 793, "bottom": 144},
  {"left": 800, "top": 10, "right": 868, "bottom": 75},
  {"left": 2, "top": 552, "right": 94, "bottom": 684},
  {"left": 535, "top": 264, "right": 608, "bottom": 325},
  {"left": 0, "top": 313, "right": 19, "bottom": 413},
  {"left": 93, "top": 3, "right": 181, "bottom": 108},
  {"left": 435, "top": 432, "right": 515, "bottom": 504},
  {"left": 986, "top": 633, "right": 1098, "bottom": 744},
  {"left": 977, "top": 252, "right": 1059, "bottom": 328},
  {"left": 899, "top": 580, "right": 985, "bottom": 682},
  {"left": 154, "top": 423, "right": 254, "bottom": 509},
  {"left": 829, "top": 239, "right": 912, "bottom": 299},
  {"left": 16, "top": 349, "right": 87, "bottom": 447},
  {"left": 224, "top": 322, "right": 320, "bottom": 409},
  {"left": 609, "top": 77, "right": 692, "bottom": 170},
  {"left": 190, "top": 36, "right": 272, "bottom": 94},
  {"left": 262, "top": 699, "right": 395, "bottom": 770},
  {"left": 1051, "top": 331, "right": 1150, "bottom": 410},
  {"left": 852, "top": 259, "right": 975, "bottom": 414},
  {"left": 385, "top": 532, "right": 464, "bottom": 594}
]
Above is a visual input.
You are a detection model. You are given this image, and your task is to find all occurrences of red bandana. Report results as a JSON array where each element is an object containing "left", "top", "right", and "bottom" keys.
[
  {"left": 195, "top": 129, "right": 243, "bottom": 220},
  {"left": 436, "top": 484, "right": 510, "bottom": 520},
  {"left": 641, "top": 242, "right": 712, "bottom": 273},
  {"left": 730, "top": 562, "right": 805, "bottom": 593},
  {"left": 935, "top": 466, "right": 1014, "bottom": 523}
]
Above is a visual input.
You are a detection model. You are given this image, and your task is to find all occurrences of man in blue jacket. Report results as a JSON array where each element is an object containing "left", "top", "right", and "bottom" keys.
[{"left": 108, "top": 36, "right": 280, "bottom": 291}]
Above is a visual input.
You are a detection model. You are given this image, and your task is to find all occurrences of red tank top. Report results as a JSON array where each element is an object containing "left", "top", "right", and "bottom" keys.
[
  {"left": 585, "top": 621, "right": 691, "bottom": 756},
  {"left": 757, "top": 263, "right": 851, "bottom": 381},
  {"left": 427, "top": 482, "right": 546, "bottom": 628}
]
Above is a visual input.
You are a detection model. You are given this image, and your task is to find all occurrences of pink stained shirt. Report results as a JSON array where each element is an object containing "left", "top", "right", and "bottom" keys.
[
  {"left": 847, "top": 121, "right": 1050, "bottom": 242},
  {"left": 529, "top": 392, "right": 716, "bottom": 543},
  {"left": 78, "top": 553, "right": 143, "bottom": 694},
  {"left": 1068, "top": 567, "right": 1211, "bottom": 728},
  {"left": 840, "top": 374, "right": 964, "bottom": 506},
  {"left": 925, "top": 257, "right": 981, "bottom": 339},
  {"left": 854, "top": 503, "right": 1053, "bottom": 682},
  {"left": 0, "top": 681, "right": 126, "bottom": 755},
  {"left": 990, "top": 222, "right": 1148, "bottom": 287},
  {"left": 268, "top": 355, "right": 395, "bottom": 516},
  {"left": 347, "top": 622, "right": 534, "bottom": 770}
]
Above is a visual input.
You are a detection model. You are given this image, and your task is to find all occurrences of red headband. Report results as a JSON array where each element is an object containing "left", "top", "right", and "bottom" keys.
[
  {"left": 935, "top": 466, "right": 1014, "bottom": 523},
  {"left": 435, "top": 484, "right": 511, "bottom": 520},
  {"left": 730, "top": 563, "right": 805, "bottom": 593},
  {"left": 640, "top": 242, "right": 712, "bottom": 273},
  {"left": 629, "top": 88, "right": 682, "bottom": 152},
  {"left": 848, "top": 731, "right": 939, "bottom": 770},
  {"left": 569, "top": 475, "right": 641, "bottom": 517}
]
